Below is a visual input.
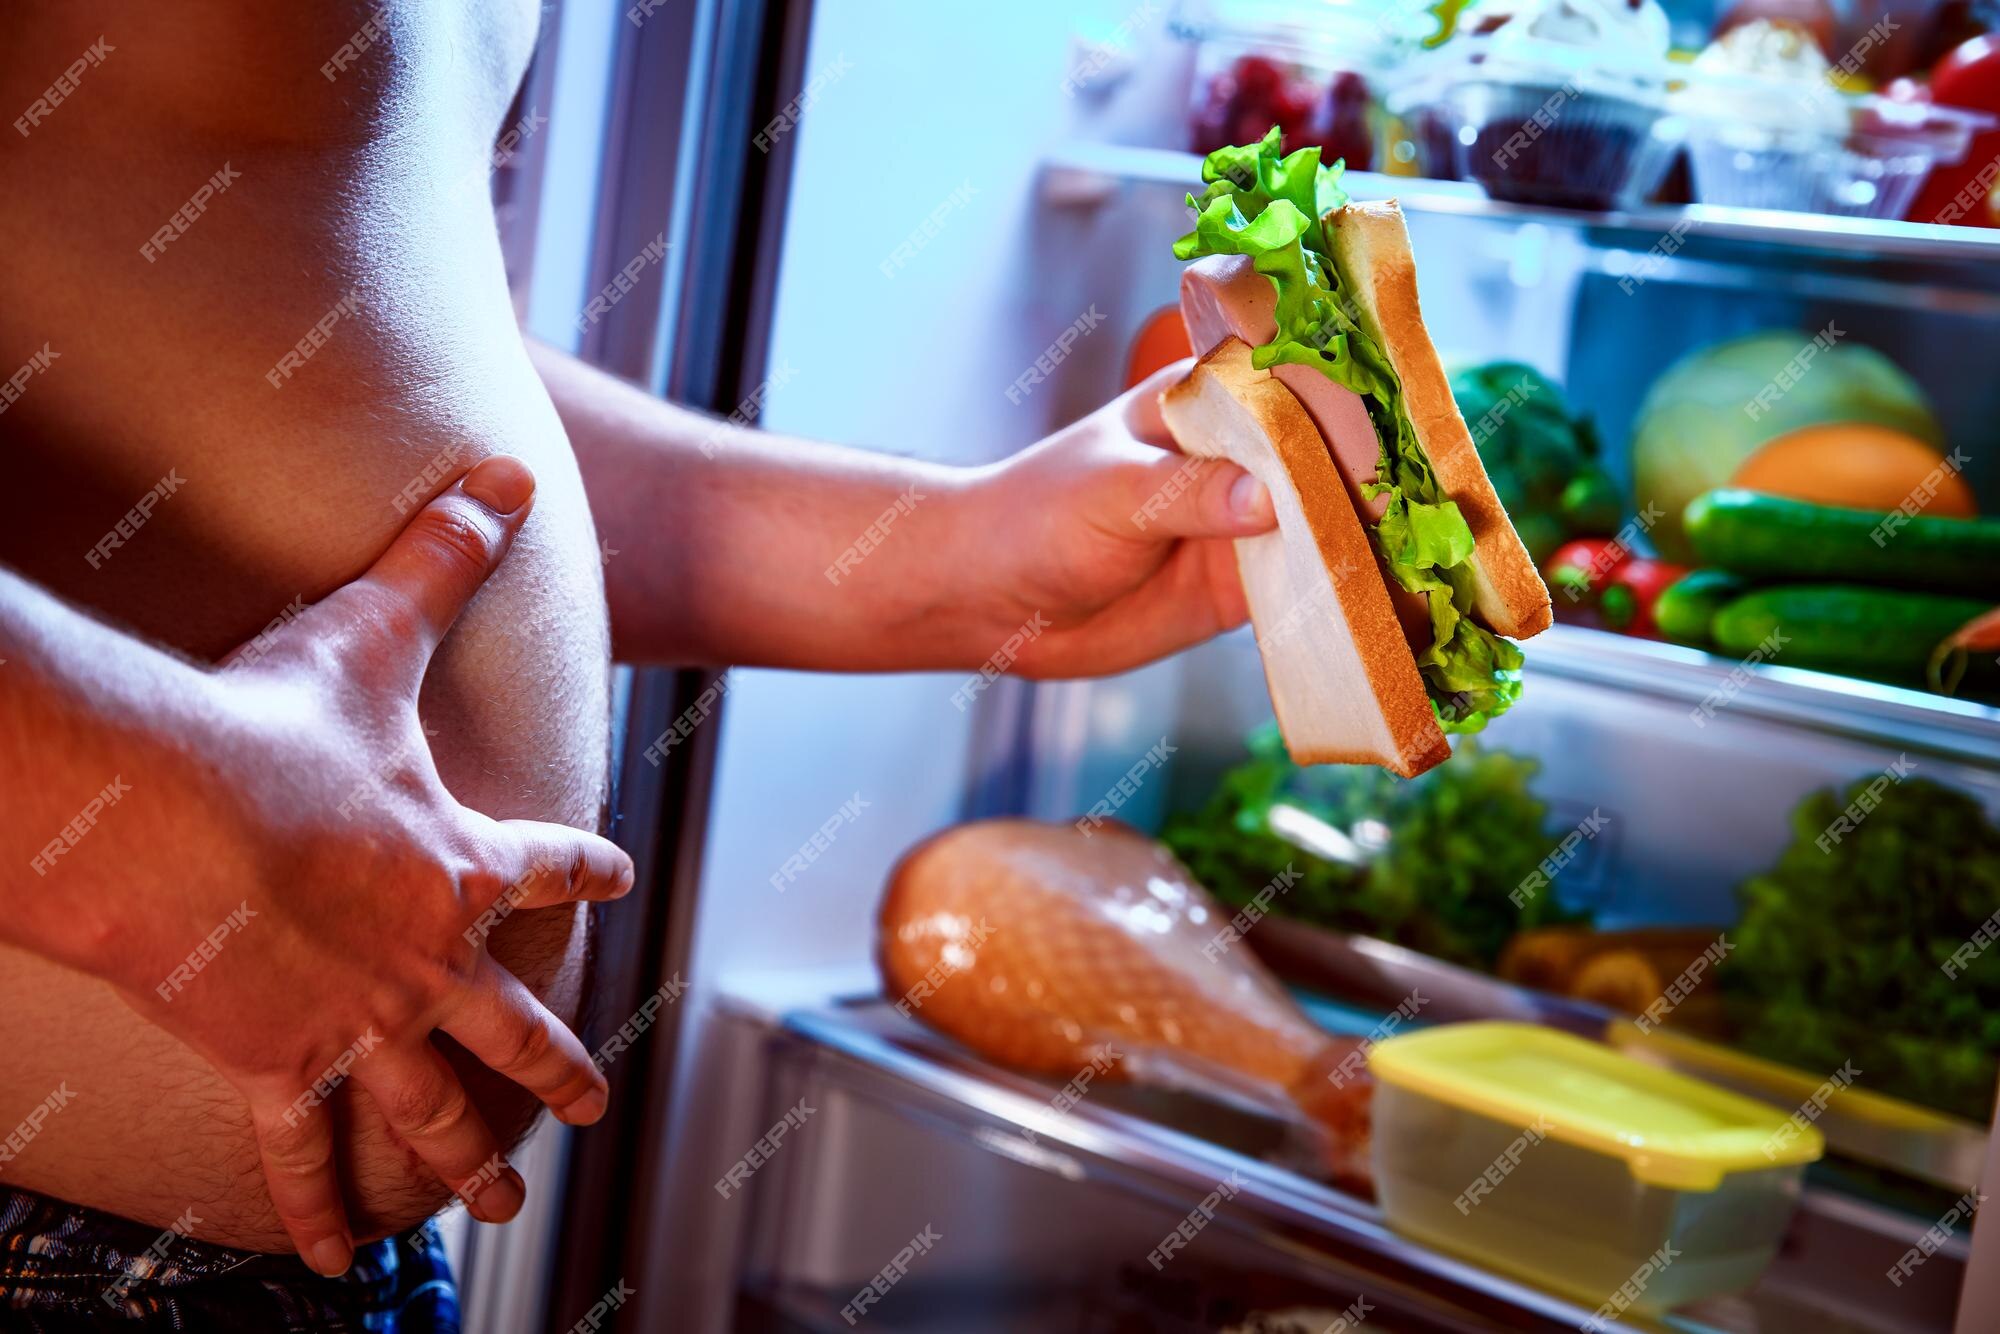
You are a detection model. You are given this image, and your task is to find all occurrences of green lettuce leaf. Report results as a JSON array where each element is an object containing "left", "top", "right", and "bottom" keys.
[
  {"left": 1184, "top": 126, "right": 1336, "bottom": 231},
  {"left": 1174, "top": 130, "right": 1525, "bottom": 734},
  {"left": 1161, "top": 729, "right": 1585, "bottom": 971},
  {"left": 1174, "top": 195, "right": 1313, "bottom": 263}
]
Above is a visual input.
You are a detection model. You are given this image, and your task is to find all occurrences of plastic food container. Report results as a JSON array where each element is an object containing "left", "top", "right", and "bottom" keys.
[
  {"left": 1172, "top": 0, "right": 1428, "bottom": 172},
  {"left": 1369, "top": 1022, "right": 1823, "bottom": 1314},
  {"left": 1389, "top": 20, "right": 1685, "bottom": 210},
  {"left": 1677, "top": 83, "right": 1991, "bottom": 219},
  {"left": 1607, "top": 1019, "right": 1989, "bottom": 1193},
  {"left": 1409, "top": 75, "right": 1684, "bottom": 209}
]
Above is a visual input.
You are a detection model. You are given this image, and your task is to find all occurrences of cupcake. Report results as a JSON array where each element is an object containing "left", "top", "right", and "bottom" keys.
[
  {"left": 1441, "top": 0, "right": 1684, "bottom": 209},
  {"left": 1675, "top": 19, "right": 1963, "bottom": 217}
]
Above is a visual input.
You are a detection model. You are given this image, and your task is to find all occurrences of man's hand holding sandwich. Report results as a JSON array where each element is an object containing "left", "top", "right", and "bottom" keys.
[{"left": 537, "top": 343, "right": 1280, "bottom": 682}]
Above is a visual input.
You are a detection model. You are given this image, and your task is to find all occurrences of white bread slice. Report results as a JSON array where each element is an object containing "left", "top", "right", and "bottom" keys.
[
  {"left": 1162, "top": 338, "right": 1450, "bottom": 778},
  {"left": 1326, "top": 201, "right": 1553, "bottom": 639}
]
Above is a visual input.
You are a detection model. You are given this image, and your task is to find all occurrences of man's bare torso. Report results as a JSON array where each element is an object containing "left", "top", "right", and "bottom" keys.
[{"left": 0, "top": 1, "right": 609, "bottom": 1248}]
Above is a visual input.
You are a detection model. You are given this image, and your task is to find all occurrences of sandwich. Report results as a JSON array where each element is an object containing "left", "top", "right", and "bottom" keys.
[{"left": 1159, "top": 129, "right": 1551, "bottom": 777}]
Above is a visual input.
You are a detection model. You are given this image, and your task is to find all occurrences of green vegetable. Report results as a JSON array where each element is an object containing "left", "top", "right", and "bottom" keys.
[
  {"left": 1686, "top": 489, "right": 2000, "bottom": 598},
  {"left": 1724, "top": 776, "right": 2000, "bottom": 1121},
  {"left": 1451, "top": 361, "right": 1618, "bottom": 563},
  {"left": 1654, "top": 569, "right": 1750, "bottom": 646},
  {"left": 1175, "top": 130, "right": 1523, "bottom": 732},
  {"left": 1711, "top": 585, "right": 1992, "bottom": 681},
  {"left": 1161, "top": 725, "right": 1589, "bottom": 970},
  {"left": 1560, "top": 473, "right": 1624, "bottom": 534},
  {"left": 1511, "top": 513, "right": 1567, "bottom": 569},
  {"left": 1630, "top": 331, "right": 1941, "bottom": 561}
]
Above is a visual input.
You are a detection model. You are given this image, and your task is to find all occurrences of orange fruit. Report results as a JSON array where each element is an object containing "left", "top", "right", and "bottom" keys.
[
  {"left": 1730, "top": 422, "right": 1977, "bottom": 516},
  {"left": 1125, "top": 305, "right": 1192, "bottom": 389}
]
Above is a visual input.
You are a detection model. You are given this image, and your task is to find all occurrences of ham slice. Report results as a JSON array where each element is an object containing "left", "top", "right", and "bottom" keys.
[
  {"left": 1180, "top": 255, "right": 1432, "bottom": 650},
  {"left": 1181, "top": 255, "right": 1389, "bottom": 521}
]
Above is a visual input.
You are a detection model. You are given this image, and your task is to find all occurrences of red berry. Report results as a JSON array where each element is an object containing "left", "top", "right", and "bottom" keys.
[{"left": 1232, "top": 54, "right": 1285, "bottom": 97}]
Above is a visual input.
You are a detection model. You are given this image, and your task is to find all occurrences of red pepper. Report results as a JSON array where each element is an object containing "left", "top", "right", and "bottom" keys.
[
  {"left": 1544, "top": 537, "right": 1632, "bottom": 611},
  {"left": 1905, "top": 37, "right": 2000, "bottom": 228},
  {"left": 1929, "top": 605, "right": 2000, "bottom": 695},
  {"left": 1600, "top": 558, "right": 1692, "bottom": 639}
]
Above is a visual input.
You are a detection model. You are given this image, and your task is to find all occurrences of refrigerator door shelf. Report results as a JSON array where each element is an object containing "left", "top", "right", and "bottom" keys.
[
  {"left": 715, "top": 993, "right": 1963, "bottom": 1333},
  {"left": 1018, "top": 623, "right": 2000, "bottom": 930}
]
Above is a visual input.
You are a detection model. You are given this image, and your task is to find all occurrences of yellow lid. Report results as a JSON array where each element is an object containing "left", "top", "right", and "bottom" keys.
[
  {"left": 1369, "top": 1022, "right": 1825, "bottom": 1190},
  {"left": 1606, "top": 1019, "right": 1970, "bottom": 1136}
]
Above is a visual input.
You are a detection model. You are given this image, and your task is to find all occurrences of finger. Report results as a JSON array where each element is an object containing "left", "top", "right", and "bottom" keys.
[
  {"left": 355, "top": 1043, "right": 526, "bottom": 1225},
  {"left": 484, "top": 819, "right": 635, "bottom": 913},
  {"left": 1120, "top": 450, "right": 1276, "bottom": 540},
  {"left": 1122, "top": 357, "right": 1194, "bottom": 448},
  {"left": 443, "top": 955, "right": 608, "bottom": 1126},
  {"left": 1031, "top": 538, "right": 1249, "bottom": 678},
  {"left": 336, "top": 455, "right": 538, "bottom": 670},
  {"left": 248, "top": 1096, "right": 354, "bottom": 1277}
]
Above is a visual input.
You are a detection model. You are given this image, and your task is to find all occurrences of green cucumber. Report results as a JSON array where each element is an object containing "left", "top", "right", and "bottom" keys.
[
  {"left": 1711, "top": 585, "right": 1991, "bottom": 681},
  {"left": 1684, "top": 490, "right": 2000, "bottom": 597},
  {"left": 1655, "top": 569, "right": 1750, "bottom": 647}
]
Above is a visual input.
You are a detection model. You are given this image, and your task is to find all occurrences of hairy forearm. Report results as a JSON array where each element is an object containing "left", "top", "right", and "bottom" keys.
[
  {"left": 531, "top": 342, "right": 999, "bottom": 670},
  {"left": 0, "top": 568, "right": 223, "bottom": 955}
]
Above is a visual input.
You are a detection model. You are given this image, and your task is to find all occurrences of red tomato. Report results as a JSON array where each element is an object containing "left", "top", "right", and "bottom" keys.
[
  {"left": 1933, "top": 34, "right": 2000, "bottom": 106},
  {"left": 1601, "top": 558, "right": 1693, "bottom": 639},
  {"left": 1544, "top": 537, "right": 1632, "bottom": 610},
  {"left": 1906, "top": 36, "right": 2000, "bottom": 228}
]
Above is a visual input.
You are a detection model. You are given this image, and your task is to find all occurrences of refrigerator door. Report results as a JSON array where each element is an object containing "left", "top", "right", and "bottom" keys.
[
  {"left": 461, "top": 0, "right": 821, "bottom": 1329},
  {"left": 549, "top": 0, "right": 826, "bottom": 1328},
  {"left": 631, "top": 3, "right": 1186, "bottom": 1331}
]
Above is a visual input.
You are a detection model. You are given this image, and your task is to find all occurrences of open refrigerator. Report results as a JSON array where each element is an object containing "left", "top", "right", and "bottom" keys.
[{"left": 475, "top": 1, "right": 2000, "bottom": 1330}]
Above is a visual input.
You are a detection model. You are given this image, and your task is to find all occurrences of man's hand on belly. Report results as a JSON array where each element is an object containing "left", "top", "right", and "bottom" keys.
[{"left": 0, "top": 458, "right": 633, "bottom": 1277}]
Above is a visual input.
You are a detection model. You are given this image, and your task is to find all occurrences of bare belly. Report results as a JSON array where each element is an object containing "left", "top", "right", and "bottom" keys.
[{"left": 0, "top": 0, "right": 609, "bottom": 1249}]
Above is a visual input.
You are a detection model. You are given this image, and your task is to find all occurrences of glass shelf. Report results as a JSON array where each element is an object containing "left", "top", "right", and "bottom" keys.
[
  {"left": 753, "top": 996, "right": 1968, "bottom": 1333},
  {"left": 1524, "top": 624, "right": 2000, "bottom": 769},
  {"left": 1042, "top": 141, "right": 2000, "bottom": 288}
]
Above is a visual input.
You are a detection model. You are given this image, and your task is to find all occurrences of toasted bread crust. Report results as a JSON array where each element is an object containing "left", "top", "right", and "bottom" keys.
[
  {"left": 1327, "top": 202, "right": 1553, "bottom": 639},
  {"left": 1163, "top": 340, "right": 1450, "bottom": 777}
]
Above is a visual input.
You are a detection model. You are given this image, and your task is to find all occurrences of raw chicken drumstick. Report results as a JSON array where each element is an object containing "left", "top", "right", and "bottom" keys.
[{"left": 878, "top": 819, "right": 1372, "bottom": 1187}]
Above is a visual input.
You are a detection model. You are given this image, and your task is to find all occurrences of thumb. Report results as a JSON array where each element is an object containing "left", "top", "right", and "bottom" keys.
[
  {"left": 482, "top": 818, "right": 636, "bottom": 914},
  {"left": 1123, "top": 450, "right": 1276, "bottom": 540},
  {"left": 311, "top": 455, "right": 537, "bottom": 688},
  {"left": 1121, "top": 356, "right": 1195, "bottom": 448}
]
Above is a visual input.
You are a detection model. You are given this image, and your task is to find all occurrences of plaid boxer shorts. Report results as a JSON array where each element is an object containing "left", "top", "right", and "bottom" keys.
[{"left": 0, "top": 1185, "right": 459, "bottom": 1332}]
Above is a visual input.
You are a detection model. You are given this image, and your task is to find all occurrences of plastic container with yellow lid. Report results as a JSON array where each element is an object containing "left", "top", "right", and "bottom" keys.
[{"left": 1368, "top": 1022, "right": 1824, "bottom": 1315}]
